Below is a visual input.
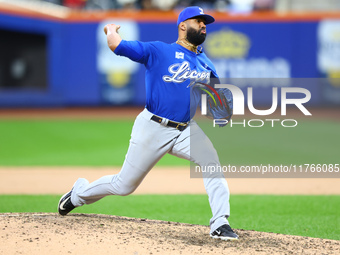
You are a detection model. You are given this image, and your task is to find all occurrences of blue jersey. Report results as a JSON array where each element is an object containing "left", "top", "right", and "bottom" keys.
[{"left": 114, "top": 40, "right": 219, "bottom": 122}]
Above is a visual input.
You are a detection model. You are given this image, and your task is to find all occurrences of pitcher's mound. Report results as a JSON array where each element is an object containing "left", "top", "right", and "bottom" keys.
[{"left": 0, "top": 213, "right": 338, "bottom": 255}]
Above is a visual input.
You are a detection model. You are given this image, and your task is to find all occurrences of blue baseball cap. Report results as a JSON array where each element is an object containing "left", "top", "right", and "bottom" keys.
[{"left": 177, "top": 6, "right": 215, "bottom": 26}]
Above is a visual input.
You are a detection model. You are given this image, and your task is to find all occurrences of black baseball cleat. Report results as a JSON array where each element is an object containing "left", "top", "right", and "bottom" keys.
[
  {"left": 58, "top": 190, "right": 75, "bottom": 216},
  {"left": 210, "top": 224, "right": 239, "bottom": 240}
]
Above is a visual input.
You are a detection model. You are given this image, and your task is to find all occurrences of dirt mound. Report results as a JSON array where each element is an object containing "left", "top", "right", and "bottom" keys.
[{"left": 1, "top": 213, "right": 339, "bottom": 255}]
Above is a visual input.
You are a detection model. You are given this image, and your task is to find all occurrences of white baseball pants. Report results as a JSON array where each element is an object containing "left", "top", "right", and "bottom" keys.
[{"left": 70, "top": 108, "right": 230, "bottom": 232}]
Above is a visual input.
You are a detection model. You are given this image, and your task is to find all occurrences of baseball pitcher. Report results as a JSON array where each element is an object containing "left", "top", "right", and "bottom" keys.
[{"left": 58, "top": 6, "right": 238, "bottom": 240}]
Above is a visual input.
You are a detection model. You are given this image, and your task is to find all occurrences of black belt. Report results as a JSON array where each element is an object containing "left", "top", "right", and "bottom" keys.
[{"left": 151, "top": 115, "right": 188, "bottom": 131}]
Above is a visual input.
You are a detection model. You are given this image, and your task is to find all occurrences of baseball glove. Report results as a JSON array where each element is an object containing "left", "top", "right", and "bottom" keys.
[{"left": 207, "top": 88, "right": 233, "bottom": 126}]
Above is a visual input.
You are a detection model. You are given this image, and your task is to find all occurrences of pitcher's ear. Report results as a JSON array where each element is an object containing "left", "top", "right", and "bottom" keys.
[{"left": 179, "top": 22, "right": 187, "bottom": 31}]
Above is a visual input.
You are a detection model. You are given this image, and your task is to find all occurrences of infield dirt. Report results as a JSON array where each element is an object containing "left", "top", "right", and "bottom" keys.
[{"left": 1, "top": 167, "right": 339, "bottom": 195}]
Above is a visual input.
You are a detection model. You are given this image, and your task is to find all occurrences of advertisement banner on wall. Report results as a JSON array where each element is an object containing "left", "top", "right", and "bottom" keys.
[
  {"left": 318, "top": 19, "right": 340, "bottom": 105},
  {"left": 204, "top": 27, "right": 291, "bottom": 80}
]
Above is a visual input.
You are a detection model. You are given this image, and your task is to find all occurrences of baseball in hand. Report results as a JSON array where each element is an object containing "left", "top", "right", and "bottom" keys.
[{"left": 104, "top": 24, "right": 121, "bottom": 35}]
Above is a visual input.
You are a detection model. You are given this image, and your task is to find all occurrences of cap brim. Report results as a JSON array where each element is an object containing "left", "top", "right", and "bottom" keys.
[{"left": 192, "top": 14, "right": 215, "bottom": 25}]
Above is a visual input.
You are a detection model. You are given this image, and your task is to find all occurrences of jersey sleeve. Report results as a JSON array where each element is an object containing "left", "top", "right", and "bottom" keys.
[
  {"left": 199, "top": 52, "right": 220, "bottom": 82},
  {"left": 114, "top": 40, "right": 160, "bottom": 67}
]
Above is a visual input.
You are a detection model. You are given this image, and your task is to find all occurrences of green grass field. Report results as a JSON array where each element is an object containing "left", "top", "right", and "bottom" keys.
[
  {"left": 0, "top": 120, "right": 187, "bottom": 166},
  {"left": 0, "top": 119, "right": 339, "bottom": 166},
  {"left": 198, "top": 119, "right": 340, "bottom": 166},
  {"left": 0, "top": 194, "right": 339, "bottom": 240}
]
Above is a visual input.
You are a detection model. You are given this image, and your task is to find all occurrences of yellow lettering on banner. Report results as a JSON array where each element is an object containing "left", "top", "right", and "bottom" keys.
[{"left": 205, "top": 29, "right": 251, "bottom": 59}]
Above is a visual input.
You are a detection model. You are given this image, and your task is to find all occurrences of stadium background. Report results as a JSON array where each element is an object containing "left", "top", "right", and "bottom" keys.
[
  {"left": 1, "top": 2, "right": 340, "bottom": 107},
  {"left": 0, "top": 1, "right": 339, "bottom": 254}
]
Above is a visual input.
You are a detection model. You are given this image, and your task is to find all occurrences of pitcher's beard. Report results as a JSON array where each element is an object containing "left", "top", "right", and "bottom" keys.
[{"left": 186, "top": 27, "right": 206, "bottom": 46}]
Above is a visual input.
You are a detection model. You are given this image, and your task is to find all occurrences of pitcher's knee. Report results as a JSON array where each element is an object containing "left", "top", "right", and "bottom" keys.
[
  {"left": 194, "top": 149, "right": 220, "bottom": 167},
  {"left": 114, "top": 184, "right": 137, "bottom": 196},
  {"left": 109, "top": 173, "right": 140, "bottom": 196}
]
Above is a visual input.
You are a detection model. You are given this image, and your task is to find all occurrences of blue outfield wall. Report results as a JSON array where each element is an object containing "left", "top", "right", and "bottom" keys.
[{"left": 0, "top": 12, "right": 339, "bottom": 107}]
